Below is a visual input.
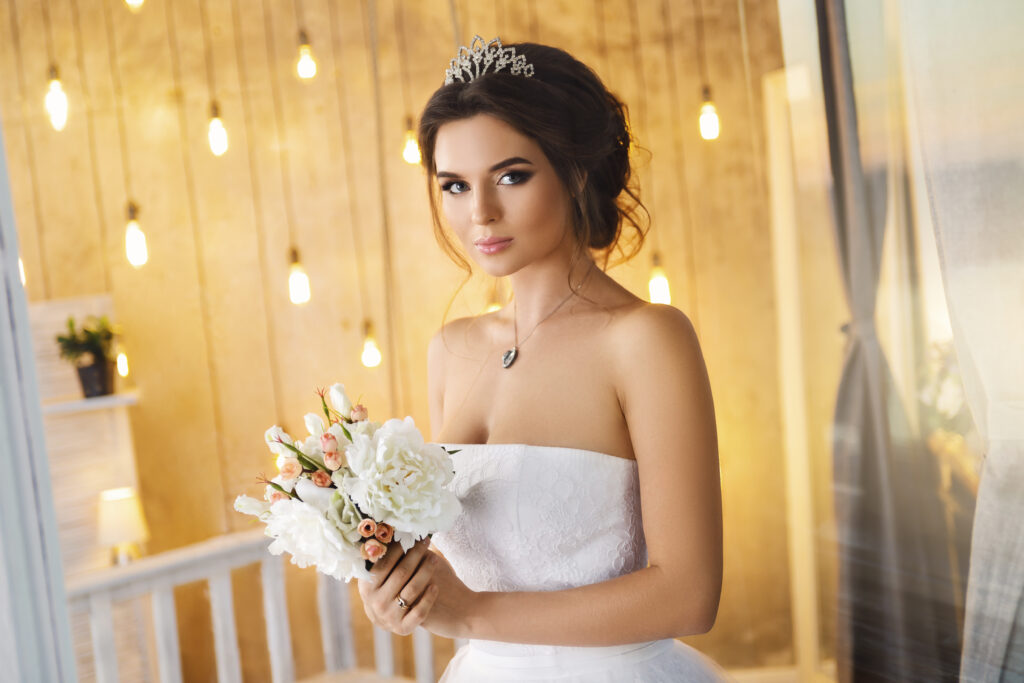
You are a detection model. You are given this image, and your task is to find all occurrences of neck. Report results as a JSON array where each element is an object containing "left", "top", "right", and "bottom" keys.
[{"left": 507, "top": 250, "right": 595, "bottom": 333}]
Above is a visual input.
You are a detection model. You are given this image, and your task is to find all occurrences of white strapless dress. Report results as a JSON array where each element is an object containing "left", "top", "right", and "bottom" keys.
[{"left": 431, "top": 443, "right": 729, "bottom": 682}]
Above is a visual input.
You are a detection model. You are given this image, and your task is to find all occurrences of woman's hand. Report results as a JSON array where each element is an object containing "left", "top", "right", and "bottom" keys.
[
  {"left": 419, "top": 549, "right": 477, "bottom": 639},
  {"left": 357, "top": 538, "right": 439, "bottom": 636}
]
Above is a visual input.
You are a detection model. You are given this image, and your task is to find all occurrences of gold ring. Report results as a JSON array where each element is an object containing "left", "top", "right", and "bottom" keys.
[{"left": 396, "top": 595, "right": 409, "bottom": 610}]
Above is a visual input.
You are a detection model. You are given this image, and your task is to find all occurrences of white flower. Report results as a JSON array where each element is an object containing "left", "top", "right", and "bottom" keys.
[
  {"left": 329, "top": 384, "right": 353, "bottom": 418},
  {"left": 342, "top": 417, "right": 461, "bottom": 549},
  {"left": 234, "top": 495, "right": 270, "bottom": 519},
  {"left": 304, "top": 413, "right": 326, "bottom": 438},
  {"left": 265, "top": 426, "right": 294, "bottom": 456},
  {"left": 264, "top": 499, "right": 370, "bottom": 582},
  {"left": 295, "top": 477, "right": 336, "bottom": 513}
]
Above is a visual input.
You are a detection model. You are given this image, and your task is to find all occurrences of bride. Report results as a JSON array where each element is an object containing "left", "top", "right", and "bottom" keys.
[{"left": 357, "top": 37, "right": 726, "bottom": 681}]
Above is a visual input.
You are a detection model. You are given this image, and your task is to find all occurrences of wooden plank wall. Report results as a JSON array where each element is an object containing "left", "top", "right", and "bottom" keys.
[{"left": 0, "top": 0, "right": 816, "bottom": 678}]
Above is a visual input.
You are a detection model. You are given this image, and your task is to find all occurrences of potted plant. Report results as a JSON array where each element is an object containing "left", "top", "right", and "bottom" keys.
[{"left": 56, "top": 315, "right": 118, "bottom": 397}]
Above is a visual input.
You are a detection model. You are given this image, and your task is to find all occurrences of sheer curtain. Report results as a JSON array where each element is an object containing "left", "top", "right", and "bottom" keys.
[{"left": 899, "top": 1, "right": 1024, "bottom": 680}]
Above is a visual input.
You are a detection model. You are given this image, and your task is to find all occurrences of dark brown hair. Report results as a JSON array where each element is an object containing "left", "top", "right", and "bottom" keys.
[{"left": 417, "top": 42, "right": 648, "bottom": 277}]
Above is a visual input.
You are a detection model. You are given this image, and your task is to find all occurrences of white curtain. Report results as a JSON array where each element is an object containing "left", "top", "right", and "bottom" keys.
[{"left": 900, "top": 0, "right": 1024, "bottom": 680}]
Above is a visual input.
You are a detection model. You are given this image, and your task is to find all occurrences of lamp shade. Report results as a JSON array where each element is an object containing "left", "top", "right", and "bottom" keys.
[{"left": 97, "top": 487, "right": 149, "bottom": 546}]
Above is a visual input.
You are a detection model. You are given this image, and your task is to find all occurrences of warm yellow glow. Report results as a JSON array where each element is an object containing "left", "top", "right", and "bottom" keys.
[
  {"left": 124, "top": 0, "right": 144, "bottom": 11},
  {"left": 125, "top": 219, "right": 148, "bottom": 267},
  {"left": 699, "top": 101, "right": 720, "bottom": 140},
  {"left": 101, "top": 486, "right": 135, "bottom": 502},
  {"left": 288, "top": 260, "right": 311, "bottom": 305},
  {"left": 208, "top": 116, "right": 228, "bottom": 156},
  {"left": 402, "top": 129, "right": 421, "bottom": 164},
  {"left": 648, "top": 265, "right": 672, "bottom": 304},
  {"left": 296, "top": 44, "right": 317, "bottom": 80},
  {"left": 484, "top": 302, "right": 502, "bottom": 313},
  {"left": 98, "top": 487, "right": 148, "bottom": 547},
  {"left": 18, "top": 257, "right": 26, "bottom": 286},
  {"left": 361, "top": 335, "right": 382, "bottom": 368},
  {"left": 116, "top": 351, "right": 129, "bottom": 377},
  {"left": 45, "top": 77, "right": 68, "bottom": 131}
]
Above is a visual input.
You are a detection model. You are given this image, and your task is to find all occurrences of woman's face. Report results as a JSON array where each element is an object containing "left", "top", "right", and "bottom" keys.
[{"left": 432, "top": 114, "right": 576, "bottom": 278}]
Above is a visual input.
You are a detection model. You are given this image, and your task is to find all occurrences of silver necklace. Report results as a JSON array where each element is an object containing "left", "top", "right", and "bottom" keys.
[{"left": 501, "top": 265, "right": 594, "bottom": 369}]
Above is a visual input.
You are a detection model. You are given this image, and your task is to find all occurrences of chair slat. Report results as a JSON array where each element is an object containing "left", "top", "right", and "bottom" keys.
[
  {"left": 413, "top": 628, "right": 435, "bottom": 683},
  {"left": 317, "top": 572, "right": 357, "bottom": 671},
  {"left": 209, "top": 570, "right": 242, "bottom": 683},
  {"left": 151, "top": 587, "right": 183, "bottom": 683},
  {"left": 89, "top": 592, "right": 119, "bottom": 683},
  {"left": 373, "top": 625, "right": 395, "bottom": 676},
  {"left": 261, "top": 556, "right": 296, "bottom": 683}
]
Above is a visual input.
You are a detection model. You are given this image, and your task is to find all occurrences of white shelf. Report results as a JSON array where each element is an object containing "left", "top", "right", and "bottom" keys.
[{"left": 41, "top": 389, "right": 139, "bottom": 416}]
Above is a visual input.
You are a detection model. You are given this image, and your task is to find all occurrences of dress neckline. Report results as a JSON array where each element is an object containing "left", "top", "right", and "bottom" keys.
[{"left": 439, "top": 442, "right": 637, "bottom": 467}]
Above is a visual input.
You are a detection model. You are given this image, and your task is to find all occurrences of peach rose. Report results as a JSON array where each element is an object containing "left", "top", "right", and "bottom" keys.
[
  {"left": 279, "top": 458, "right": 302, "bottom": 481},
  {"left": 320, "top": 433, "right": 339, "bottom": 453},
  {"left": 358, "top": 518, "right": 377, "bottom": 538},
  {"left": 311, "top": 470, "right": 332, "bottom": 487},
  {"left": 360, "top": 538, "right": 387, "bottom": 563},
  {"left": 323, "top": 450, "right": 343, "bottom": 471},
  {"left": 350, "top": 404, "right": 368, "bottom": 422},
  {"left": 374, "top": 522, "right": 394, "bottom": 544},
  {"left": 268, "top": 491, "right": 289, "bottom": 504}
]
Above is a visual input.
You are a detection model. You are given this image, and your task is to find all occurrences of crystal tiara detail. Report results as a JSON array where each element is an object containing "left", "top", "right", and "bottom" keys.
[{"left": 444, "top": 35, "right": 535, "bottom": 85}]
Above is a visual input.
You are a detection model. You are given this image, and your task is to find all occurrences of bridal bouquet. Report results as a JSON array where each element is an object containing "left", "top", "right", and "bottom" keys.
[{"left": 234, "top": 384, "right": 461, "bottom": 582}]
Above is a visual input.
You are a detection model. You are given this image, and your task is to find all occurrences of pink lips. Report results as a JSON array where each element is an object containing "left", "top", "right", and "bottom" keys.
[{"left": 474, "top": 237, "right": 513, "bottom": 255}]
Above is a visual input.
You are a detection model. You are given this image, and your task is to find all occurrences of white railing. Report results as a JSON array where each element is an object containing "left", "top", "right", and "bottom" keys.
[{"left": 65, "top": 529, "right": 436, "bottom": 683}]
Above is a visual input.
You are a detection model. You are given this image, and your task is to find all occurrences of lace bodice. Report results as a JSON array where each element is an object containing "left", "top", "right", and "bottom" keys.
[{"left": 431, "top": 443, "right": 648, "bottom": 593}]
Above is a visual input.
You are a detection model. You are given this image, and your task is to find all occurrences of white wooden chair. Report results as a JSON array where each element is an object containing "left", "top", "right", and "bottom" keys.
[{"left": 65, "top": 529, "right": 440, "bottom": 683}]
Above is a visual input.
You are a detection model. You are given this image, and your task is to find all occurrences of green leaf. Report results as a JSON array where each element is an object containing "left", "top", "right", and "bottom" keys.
[{"left": 267, "top": 480, "right": 300, "bottom": 500}]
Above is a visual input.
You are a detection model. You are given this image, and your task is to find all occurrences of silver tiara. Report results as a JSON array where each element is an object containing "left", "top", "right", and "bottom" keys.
[{"left": 444, "top": 35, "right": 535, "bottom": 85}]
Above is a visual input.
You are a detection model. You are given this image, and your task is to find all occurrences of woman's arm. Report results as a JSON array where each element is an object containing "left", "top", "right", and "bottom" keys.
[{"left": 448, "top": 304, "right": 723, "bottom": 645}]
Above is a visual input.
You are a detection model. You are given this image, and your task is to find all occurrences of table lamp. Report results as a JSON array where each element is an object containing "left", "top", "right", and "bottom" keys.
[{"left": 98, "top": 486, "right": 149, "bottom": 566}]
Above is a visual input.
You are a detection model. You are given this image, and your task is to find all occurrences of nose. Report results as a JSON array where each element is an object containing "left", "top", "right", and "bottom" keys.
[{"left": 470, "top": 186, "right": 501, "bottom": 226}]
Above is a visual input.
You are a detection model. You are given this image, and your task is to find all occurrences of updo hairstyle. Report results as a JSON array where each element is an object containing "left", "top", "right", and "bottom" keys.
[{"left": 417, "top": 42, "right": 648, "bottom": 275}]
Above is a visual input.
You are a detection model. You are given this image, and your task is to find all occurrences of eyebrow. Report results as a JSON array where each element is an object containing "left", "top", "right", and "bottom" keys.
[{"left": 436, "top": 156, "right": 534, "bottom": 179}]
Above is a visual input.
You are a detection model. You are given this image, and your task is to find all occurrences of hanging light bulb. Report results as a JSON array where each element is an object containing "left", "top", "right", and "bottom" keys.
[
  {"left": 124, "top": 202, "right": 148, "bottom": 268},
  {"left": 484, "top": 279, "right": 503, "bottom": 313},
  {"left": 402, "top": 116, "right": 421, "bottom": 165},
  {"left": 648, "top": 253, "right": 671, "bottom": 305},
  {"left": 124, "top": 0, "right": 144, "bottom": 12},
  {"left": 18, "top": 257, "right": 26, "bottom": 286},
  {"left": 45, "top": 65, "right": 68, "bottom": 131},
  {"left": 115, "top": 345, "right": 130, "bottom": 377},
  {"left": 699, "top": 85, "right": 720, "bottom": 141},
  {"left": 288, "top": 247, "right": 311, "bottom": 305},
  {"left": 361, "top": 320, "right": 383, "bottom": 368},
  {"left": 296, "top": 30, "right": 317, "bottom": 80},
  {"left": 207, "top": 101, "right": 228, "bottom": 157}
]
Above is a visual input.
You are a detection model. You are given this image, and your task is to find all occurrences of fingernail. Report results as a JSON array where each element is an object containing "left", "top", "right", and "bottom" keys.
[{"left": 424, "top": 537, "right": 432, "bottom": 546}]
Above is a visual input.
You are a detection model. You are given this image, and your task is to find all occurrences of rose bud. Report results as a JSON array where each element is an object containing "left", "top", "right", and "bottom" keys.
[
  {"left": 279, "top": 459, "right": 302, "bottom": 481},
  {"left": 311, "top": 470, "right": 332, "bottom": 487},
  {"left": 323, "top": 450, "right": 343, "bottom": 471},
  {"left": 361, "top": 538, "right": 387, "bottom": 563},
  {"left": 320, "top": 433, "right": 339, "bottom": 454},
  {"left": 268, "top": 491, "right": 289, "bottom": 504},
  {"left": 358, "top": 518, "right": 377, "bottom": 538},
  {"left": 350, "top": 404, "right": 369, "bottom": 422},
  {"left": 374, "top": 522, "right": 394, "bottom": 544}
]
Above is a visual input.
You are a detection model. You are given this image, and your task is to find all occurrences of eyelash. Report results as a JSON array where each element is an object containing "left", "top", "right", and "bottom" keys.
[{"left": 441, "top": 170, "right": 533, "bottom": 195}]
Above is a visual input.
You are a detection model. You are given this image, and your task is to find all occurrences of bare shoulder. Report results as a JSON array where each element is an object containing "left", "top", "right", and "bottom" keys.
[
  {"left": 428, "top": 313, "right": 496, "bottom": 364},
  {"left": 608, "top": 302, "right": 700, "bottom": 355}
]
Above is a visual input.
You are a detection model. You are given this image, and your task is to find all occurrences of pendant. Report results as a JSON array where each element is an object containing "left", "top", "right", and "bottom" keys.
[{"left": 502, "top": 347, "right": 518, "bottom": 369}]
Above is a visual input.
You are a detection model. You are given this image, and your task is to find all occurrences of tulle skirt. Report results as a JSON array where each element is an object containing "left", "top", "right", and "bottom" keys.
[{"left": 438, "top": 637, "right": 731, "bottom": 682}]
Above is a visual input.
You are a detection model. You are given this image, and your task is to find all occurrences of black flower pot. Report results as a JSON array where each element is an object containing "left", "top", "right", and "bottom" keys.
[{"left": 77, "top": 359, "right": 115, "bottom": 397}]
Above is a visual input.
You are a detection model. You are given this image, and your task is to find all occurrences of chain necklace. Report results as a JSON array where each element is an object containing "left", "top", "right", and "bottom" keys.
[{"left": 501, "top": 264, "right": 594, "bottom": 369}]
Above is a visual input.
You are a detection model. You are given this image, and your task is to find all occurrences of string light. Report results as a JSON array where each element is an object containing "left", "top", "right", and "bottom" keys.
[
  {"left": 124, "top": 202, "right": 148, "bottom": 268},
  {"left": 45, "top": 65, "right": 68, "bottom": 131},
  {"left": 361, "top": 320, "right": 382, "bottom": 368},
  {"left": 207, "top": 101, "right": 228, "bottom": 156},
  {"left": 296, "top": 30, "right": 317, "bottom": 80},
  {"left": 124, "top": 0, "right": 144, "bottom": 12},
  {"left": 699, "top": 86, "right": 720, "bottom": 141},
  {"left": 115, "top": 344, "right": 130, "bottom": 377},
  {"left": 288, "top": 247, "right": 311, "bottom": 305},
  {"left": 648, "top": 253, "right": 672, "bottom": 305},
  {"left": 402, "top": 117, "right": 421, "bottom": 165}
]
